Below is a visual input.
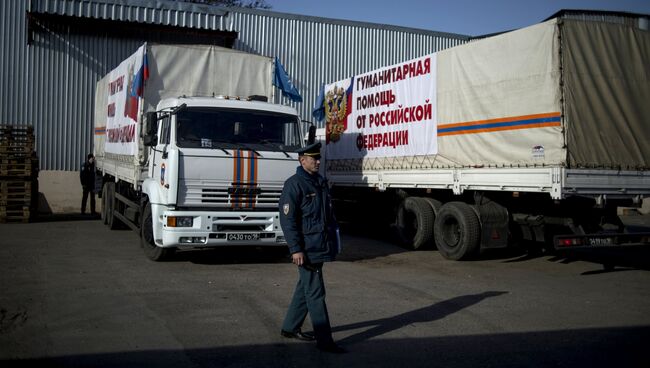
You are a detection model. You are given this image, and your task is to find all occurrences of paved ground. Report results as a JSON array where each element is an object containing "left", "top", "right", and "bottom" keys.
[{"left": 1, "top": 217, "right": 649, "bottom": 367}]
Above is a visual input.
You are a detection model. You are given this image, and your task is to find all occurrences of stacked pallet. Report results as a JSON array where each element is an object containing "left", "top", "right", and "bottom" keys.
[{"left": 0, "top": 125, "right": 39, "bottom": 223}]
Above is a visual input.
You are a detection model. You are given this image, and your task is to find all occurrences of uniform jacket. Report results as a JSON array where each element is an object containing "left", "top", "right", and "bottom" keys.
[
  {"left": 80, "top": 161, "right": 95, "bottom": 189},
  {"left": 279, "top": 166, "right": 338, "bottom": 263}
]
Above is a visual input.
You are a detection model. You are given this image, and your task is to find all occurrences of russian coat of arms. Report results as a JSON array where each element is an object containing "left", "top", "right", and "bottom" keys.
[{"left": 325, "top": 86, "right": 349, "bottom": 143}]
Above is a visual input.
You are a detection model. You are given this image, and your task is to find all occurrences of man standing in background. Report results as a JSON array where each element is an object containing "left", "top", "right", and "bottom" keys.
[{"left": 80, "top": 153, "right": 96, "bottom": 215}]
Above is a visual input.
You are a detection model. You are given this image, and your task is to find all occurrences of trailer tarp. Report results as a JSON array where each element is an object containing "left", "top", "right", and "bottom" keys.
[
  {"left": 435, "top": 19, "right": 564, "bottom": 167},
  {"left": 324, "top": 18, "right": 649, "bottom": 172},
  {"left": 562, "top": 19, "right": 650, "bottom": 169},
  {"left": 144, "top": 44, "right": 273, "bottom": 113}
]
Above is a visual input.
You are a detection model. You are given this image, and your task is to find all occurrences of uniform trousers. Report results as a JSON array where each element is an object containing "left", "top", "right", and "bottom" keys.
[
  {"left": 282, "top": 262, "right": 334, "bottom": 345},
  {"left": 81, "top": 187, "right": 96, "bottom": 214}
]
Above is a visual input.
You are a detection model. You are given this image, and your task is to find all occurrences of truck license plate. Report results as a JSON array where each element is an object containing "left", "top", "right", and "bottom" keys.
[{"left": 227, "top": 233, "right": 260, "bottom": 241}]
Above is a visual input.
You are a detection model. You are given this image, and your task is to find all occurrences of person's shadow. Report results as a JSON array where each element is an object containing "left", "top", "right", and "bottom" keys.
[{"left": 334, "top": 291, "right": 508, "bottom": 344}]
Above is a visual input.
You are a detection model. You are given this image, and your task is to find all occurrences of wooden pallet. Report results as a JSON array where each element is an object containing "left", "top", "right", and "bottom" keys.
[
  {"left": 0, "top": 142, "right": 34, "bottom": 157},
  {"left": 0, "top": 154, "right": 39, "bottom": 179},
  {"left": 0, "top": 139, "right": 34, "bottom": 150},
  {"left": 0, "top": 125, "right": 34, "bottom": 133},
  {"left": 0, "top": 163, "right": 34, "bottom": 177},
  {"left": 0, "top": 125, "right": 36, "bottom": 157},
  {"left": 0, "top": 156, "right": 36, "bottom": 164},
  {"left": 0, "top": 205, "right": 30, "bottom": 223},
  {"left": 0, "top": 180, "right": 32, "bottom": 192},
  {"left": 0, "top": 180, "right": 33, "bottom": 206}
]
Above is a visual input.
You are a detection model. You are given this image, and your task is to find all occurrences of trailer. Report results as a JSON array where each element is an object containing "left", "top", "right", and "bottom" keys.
[
  {"left": 94, "top": 43, "right": 304, "bottom": 261},
  {"left": 314, "top": 17, "right": 650, "bottom": 260}
]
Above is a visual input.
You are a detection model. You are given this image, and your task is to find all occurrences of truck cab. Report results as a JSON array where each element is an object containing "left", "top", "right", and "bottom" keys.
[{"left": 140, "top": 96, "right": 303, "bottom": 260}]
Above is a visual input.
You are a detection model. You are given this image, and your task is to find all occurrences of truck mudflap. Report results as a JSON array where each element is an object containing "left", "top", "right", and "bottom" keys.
[
  {"left": 160, "top": 209, "right": 287, "bottom": 248},
  {"left": 554, "top": 232, "right": 650, "bottom": 250}
]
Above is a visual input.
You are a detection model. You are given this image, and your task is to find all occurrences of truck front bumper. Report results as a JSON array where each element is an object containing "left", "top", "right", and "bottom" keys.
[{"left": 160, "top": 209, "right": 287, "bottom": 248}]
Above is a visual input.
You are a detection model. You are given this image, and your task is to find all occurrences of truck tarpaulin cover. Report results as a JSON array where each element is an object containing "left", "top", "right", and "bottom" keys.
[
  {"left": 562, "top": 19, "right": 650, "bottom": 169},
  {"left": 322, "top": 20, "right": 564, "bottom": 168},
  {"left": 95, "top": 44, "right": 274, "bottom": 158},
  {"left": 435, "top": 20, "right": 564, "bottom": 167},
  {"left": 143, "top": 44, "right": 273, "bottom": 112},
  {"left": 323, "top": 18, "right": 648, "bottom": 171}
]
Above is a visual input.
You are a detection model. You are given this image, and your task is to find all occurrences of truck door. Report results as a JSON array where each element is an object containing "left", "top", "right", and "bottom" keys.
[{"left": 151, "top": 115, "right": 178, "bottom": 205}]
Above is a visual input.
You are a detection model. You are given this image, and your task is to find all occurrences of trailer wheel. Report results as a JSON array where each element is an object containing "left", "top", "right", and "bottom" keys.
[
  {"left": 395, "top": 197, "right": 434, "bottom": 249},
  {"left": 434, "top": 202, "right": 480, "bottom": 260},
  {"left": 105, "top": 182, "right": 116, "bottom": 228},
  {"left": 421, "top": 197, "right": 442, "bottom": 217},
  {"left": 141, "top": 202, "right": 174, "bottom": 261},
  {"left": 101, "top": 183, "right": 109, "bottom": 225}
]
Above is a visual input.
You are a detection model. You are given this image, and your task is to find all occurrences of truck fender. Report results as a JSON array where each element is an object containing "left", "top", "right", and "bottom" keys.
[
  {"left": 141, "top": 177, "right": 164, "bottom": 204},
  {"left": 473, "top": 199, "right": 509, "bottom": 250},
  {"left": 141, "top": 178, "right": 166, "bottom": 245}
]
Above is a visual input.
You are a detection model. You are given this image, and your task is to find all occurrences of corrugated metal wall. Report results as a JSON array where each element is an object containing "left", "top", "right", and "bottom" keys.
[
  {"left": 2, "top": 0, "right": 468, "bottom": 170},
  {"left": 226, "top": 11, "right": 467, "bottom": 121}
]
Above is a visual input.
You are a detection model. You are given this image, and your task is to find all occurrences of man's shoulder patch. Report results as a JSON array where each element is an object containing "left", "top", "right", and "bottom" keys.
[{"left": 283, "top": 203, "right": 290, "bottom": 216}]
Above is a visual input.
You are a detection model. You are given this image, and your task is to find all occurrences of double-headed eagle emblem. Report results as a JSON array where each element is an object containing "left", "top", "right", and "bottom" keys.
[{"left": 325, "top": 86, "right": 348, "bottom": 143}]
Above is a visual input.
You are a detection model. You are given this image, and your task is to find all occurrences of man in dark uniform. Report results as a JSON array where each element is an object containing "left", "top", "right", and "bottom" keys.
[
  {"left": 279, "top": 142, "right": 345, "bottom": 354},
  {"left": 80, "top": 153, "right": 96, "bottom": 215}
]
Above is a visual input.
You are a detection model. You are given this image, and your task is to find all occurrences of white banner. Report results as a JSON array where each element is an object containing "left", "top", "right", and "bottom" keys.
[
  {"left": 324, "top": 53, "right": 437, "bottom": 159},
  {"left": 105, "top": 45, "right": 146, "bottom": 156}
]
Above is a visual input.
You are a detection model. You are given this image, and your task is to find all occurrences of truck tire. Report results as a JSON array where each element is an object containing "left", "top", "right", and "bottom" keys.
[
  {"left": 434, "top": 202, "right": 481, "bottom": 260},
  {"left": 105, "top": 182, "right": 116, "bottom": 228},
  {"left": 395, "top": 197, "right": 435, "bottom": 249},
  {"left": 101, "top": 183, "right": 109, "bottom": 225},
  {"left": 141, "top": 202, "right": 174, "bottom": 261},
  {"left": 105, "top": 182, "right": 124, "bottom": 230},
  {"left": 421, "top": 197, "right": 442, "bottom": 217}
]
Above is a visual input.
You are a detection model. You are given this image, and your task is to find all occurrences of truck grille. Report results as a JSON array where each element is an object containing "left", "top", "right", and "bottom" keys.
[
  {"left": 179, "top": 182, "right": 282, "bottom": 210},
  {"left": 211, "top": 213, "right": 276, "bottom": 232}
]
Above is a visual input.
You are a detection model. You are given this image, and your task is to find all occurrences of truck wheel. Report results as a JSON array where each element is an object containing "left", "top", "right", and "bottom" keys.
[
  {"left": 141, "top": 202, "right": 174, "bottom": 261},
  {"left": 434, "top": 202, "right": 480, "bottom": 260},
  {"left": 105, "top": 182, "right": 126, "bottom": 230},
  {"left": 105, "top": 182, "right": 116, "bottom": 228},
  {"left": 421, "top": 197, "right": 442, "bottom": 217},
  {"left": 395, "top": 197, "right": 434, "bottom": 249},
  {"left": 101, "top": 184, "right": 109, "bottom": 225}
]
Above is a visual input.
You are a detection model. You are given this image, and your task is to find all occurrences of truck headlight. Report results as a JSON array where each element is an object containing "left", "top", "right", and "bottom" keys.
[{"left": 167, "top": 216, "right": 193, "bottom": 227}]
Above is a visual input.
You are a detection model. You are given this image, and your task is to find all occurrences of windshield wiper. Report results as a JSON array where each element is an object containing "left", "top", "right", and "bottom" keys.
[
  {"left": 259, "top": 140, "right": 291, "bottom": 158},
  {"left": 236, "top": 142, "right": 262, "bottom": 157}
]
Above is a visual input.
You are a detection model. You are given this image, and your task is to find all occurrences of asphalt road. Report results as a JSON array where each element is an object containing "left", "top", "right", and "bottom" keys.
[{"left": 1, "top": 217, "right": 649, "bottom": 368}]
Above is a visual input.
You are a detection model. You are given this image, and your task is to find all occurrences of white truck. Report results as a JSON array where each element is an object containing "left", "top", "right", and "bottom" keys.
[
  {"left": 94, "top": 44, "right": 304, "bottom": 261},
  {"left": 316, "top": 17, "right": 650, "bottom": 260}
]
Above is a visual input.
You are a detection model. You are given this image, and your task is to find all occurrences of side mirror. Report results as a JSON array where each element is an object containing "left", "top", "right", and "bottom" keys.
[
  {"left": 308, "top": 125, "right": 316, "bottom": 145},
  {"left": 143, "top": 134, "right": 158, "bottom": 147},
  {"left": 144, "top": 111, "right": 158, "bottom": 136}
]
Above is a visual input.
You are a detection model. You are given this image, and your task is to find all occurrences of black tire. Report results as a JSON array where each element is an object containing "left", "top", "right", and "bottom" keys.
[
  {"left": 105, "top": 182, "right": 116, "bottom": 229},
  {"left": 434, "top": 202, "right": 481, "bottom": 260},
  {"left": 395, "top": 197, "right": 435, "bottom": 250},
  {"left": 106, "top": 182, "right": 125, "bottom": 230},
  {"left": 101, "top": 183, "right": 109, "bottom": 225},
  {"left": 140, "top": 202, "right": 174, "bottom": 261},
  {"left": 421, "top": 197, "right": 442, "bottom": 217}
]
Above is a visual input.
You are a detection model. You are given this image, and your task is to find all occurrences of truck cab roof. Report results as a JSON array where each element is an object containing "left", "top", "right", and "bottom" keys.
[{"left": 156, "top": 96, "right": 299, "bottom": 116}]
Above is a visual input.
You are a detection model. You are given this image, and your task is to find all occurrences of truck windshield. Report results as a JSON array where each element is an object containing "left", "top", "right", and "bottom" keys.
[{"left": 175, "top": 107, "right": 302, "bottom": 152}]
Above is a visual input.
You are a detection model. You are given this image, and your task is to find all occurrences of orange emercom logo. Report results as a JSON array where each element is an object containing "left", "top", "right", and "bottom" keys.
[{"left": 231, "top": 150, "right": 259, "bottom": 209}]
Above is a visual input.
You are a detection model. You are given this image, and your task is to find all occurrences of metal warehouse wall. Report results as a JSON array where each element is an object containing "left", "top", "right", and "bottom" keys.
[
  {"left": 1, "top": 0, "right": 468, "bottom": 170},
  {"left": 226, "top": 10, "right": 468, "bottom": 123}
]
